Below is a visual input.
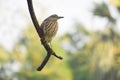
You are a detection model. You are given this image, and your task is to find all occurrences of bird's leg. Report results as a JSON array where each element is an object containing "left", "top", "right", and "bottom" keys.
[{"left": 49, "top": 42, "right": 52, "bottom": 48}]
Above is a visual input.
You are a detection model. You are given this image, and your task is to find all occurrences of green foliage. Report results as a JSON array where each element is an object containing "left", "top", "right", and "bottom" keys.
[
  {"left": 93, "top": 3, "right": 110, "bottom": 17},
  {"left": 1, "top": 1, "right": 120, "bottom": 80},
  {"left": 93, "top": 2, "right": 116, "bottom": 23}
]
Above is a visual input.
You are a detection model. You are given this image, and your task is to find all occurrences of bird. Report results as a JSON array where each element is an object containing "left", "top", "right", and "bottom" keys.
[{"left": 40, "top": 14, "right": 64, "bottom": 44}]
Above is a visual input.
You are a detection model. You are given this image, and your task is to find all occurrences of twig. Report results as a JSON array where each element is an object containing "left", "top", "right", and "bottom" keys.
[{"left": 27, "top": 0, "right": 63, "bottom": 71}]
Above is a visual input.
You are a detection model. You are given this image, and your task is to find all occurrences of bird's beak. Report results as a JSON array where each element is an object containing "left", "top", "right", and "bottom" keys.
[{"left": 58, "top": 16, "right": 64, "bottom": 19}]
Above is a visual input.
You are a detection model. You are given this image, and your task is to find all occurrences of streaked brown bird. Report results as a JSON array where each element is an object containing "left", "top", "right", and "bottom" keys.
[{"left": 40, "top": 14, "right": 64, "bottom": 43}]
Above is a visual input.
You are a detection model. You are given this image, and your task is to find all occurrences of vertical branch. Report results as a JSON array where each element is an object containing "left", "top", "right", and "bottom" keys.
[
  {"left": 27, "top": 0, "right": 43, "bottom": 37},
  {"left": 27, "top": 0, "right": 63, "bottom": 71}
]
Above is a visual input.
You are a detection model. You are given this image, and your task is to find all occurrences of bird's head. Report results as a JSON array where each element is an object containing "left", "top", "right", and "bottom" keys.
[{"left": 47, "top": 14, "right": 64, "bottom": 21}]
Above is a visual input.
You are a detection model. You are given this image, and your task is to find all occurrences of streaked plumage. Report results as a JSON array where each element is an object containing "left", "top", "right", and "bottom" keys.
[{"left": 40, "top": 14, "right": 63, "bottom": 43}]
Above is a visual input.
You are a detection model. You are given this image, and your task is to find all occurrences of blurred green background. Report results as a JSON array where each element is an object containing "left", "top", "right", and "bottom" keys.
[{"left": 0, "top": 0, "right": 120, "bottom": 80}]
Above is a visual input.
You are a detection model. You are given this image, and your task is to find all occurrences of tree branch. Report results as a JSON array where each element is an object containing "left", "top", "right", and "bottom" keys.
[{"left": 27, "top": 0, "right": 63, "bottom": 71}]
